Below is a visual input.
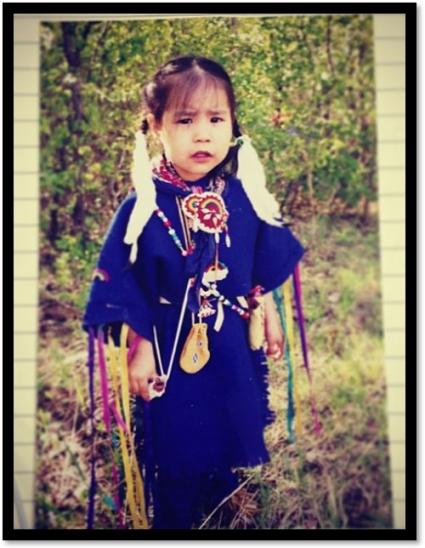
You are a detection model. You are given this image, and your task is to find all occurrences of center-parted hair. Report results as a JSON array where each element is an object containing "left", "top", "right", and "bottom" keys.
[{"left": 141, "top": 55, "right": 242, "bottom": 141}]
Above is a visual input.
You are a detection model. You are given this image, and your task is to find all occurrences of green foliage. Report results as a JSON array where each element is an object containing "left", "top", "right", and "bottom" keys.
[
  {"left": 40, "top": 16, "right": 376, "bottom": 311},
  {"left": 55, "top": 234, "right": 100, "bottom": 309},
  {"left": 40, "top": 15, "right": 376, "bottom": 274}
]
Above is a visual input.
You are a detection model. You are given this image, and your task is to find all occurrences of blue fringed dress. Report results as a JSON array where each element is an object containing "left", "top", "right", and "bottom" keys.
[{"left": 83, "top": 173, "right": 304, "bottom": 529}]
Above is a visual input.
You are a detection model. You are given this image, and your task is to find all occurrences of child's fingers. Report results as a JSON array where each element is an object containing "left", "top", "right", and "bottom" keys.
[
  {"left": 139, "top": 381, "right": 152, "bottom": 402},
  {"left": 267, "top": 343, "right": 283, "bottom": 361},
  {"left": 129, "top": 374, "right": 151, "bottom": 401},
  {"left": 141, "top": 376, "right": 156, "bottom": 401},
  {"left": 266, "top": 343, "right": 277, "bottom": 357},
  {"left": 136, "top": 378, "right": 151, "bottom": 401}
]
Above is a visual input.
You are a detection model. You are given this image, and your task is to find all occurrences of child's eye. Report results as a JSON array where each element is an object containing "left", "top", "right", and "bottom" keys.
[
  {"left": 211, "top": 117, "right": 224, "bottom": 123},
  {"left": 177, "top": 118, "right": 192, "bottom": 124}
]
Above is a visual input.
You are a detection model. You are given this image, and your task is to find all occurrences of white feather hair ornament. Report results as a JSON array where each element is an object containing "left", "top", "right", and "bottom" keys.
[
  {"left": 124, "top": 130, "right": 157, "bottom": 263},
  {"left": 235, "top": 135, "right": 284, "bottom": 227}
]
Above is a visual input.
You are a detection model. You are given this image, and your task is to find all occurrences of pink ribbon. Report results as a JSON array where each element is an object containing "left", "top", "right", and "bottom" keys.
[
  {"left": 96, "top": 328, "right": 125, "bottom": 526},
  {"left": 127, "top": 334, "right": 142, "bottom": 364}
]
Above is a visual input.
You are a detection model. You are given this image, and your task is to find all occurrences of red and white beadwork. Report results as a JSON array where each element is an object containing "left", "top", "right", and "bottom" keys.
[{"left": 182, "top": 191, "right": 229, "bottom": 235}]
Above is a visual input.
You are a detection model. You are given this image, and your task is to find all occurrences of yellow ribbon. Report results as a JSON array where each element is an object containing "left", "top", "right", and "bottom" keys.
[
  {"left": 101, "top": 325, "right": 148, "bottom": 529},
  {"left": 107, "top": 332, "right": 133, "bottom": 525},
  {"left": 283, "top": 280, "right": 302, "bottom": 437}
]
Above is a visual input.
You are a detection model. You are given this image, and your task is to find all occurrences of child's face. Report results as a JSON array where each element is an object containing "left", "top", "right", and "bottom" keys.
[{"left": 152, "top": 85, "right": 233, "bottom": 181}]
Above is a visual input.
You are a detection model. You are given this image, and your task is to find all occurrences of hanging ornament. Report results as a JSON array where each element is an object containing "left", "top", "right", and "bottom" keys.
[
  {"left": 225, "top": 227, "right": 231, "bottom": 248},
  {"left": 199, "top": 299, "right": 216, "bottom": 318},
  {"left": 202, "top": 261, "right": 229, "bottom": 284},
  {"left": 213, "top": 299, "right": 225, "bottom": 332},
  {"left": 200, "top": 286, "right": 218, "bottom": 299},
  {"left": 179, "top": 322, "right": 210, "bottom": 374}
]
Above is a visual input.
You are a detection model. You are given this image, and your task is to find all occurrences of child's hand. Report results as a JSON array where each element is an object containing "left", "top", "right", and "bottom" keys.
[
  {"left": 264, "top": 293, "right": 285, "bottom": 361},
  {"left": 128, "top": 338, "right": 157, "bottom": 401},
  {"left": 265, "top": 319, "right": 285, "bottom": 360}
]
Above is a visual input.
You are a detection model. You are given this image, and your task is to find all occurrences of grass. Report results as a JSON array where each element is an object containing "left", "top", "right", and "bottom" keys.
[{"left": 35, "top": 214, "right": 392, "bottom": 529}]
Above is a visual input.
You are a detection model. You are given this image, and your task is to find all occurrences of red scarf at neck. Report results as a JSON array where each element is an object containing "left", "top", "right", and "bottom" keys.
[{"left": 152, "top": 155, "right": 226, "bottom": 195}]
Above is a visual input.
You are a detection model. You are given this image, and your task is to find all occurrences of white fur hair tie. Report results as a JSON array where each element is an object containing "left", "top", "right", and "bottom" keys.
[
  {"left": 124, "top": 131, "right": 157, "bottom": 263},
  {"left": 235, "top": 134, "right": 284, "bottom": 227}
]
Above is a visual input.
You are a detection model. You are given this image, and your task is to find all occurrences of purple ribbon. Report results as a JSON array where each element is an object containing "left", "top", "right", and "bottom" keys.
[
  {"left": 87, "top": 328, "right": 128, "bottom": 527},
  {"left": 127, "top": 334, "right": 142, "bottom": 365},
  {"left": 292, "top": 264, "right": 322, "bottom": 434},
  {"left": 86, "top": 328, "right": 96, "bottom": 529},
  {"left": 97, "top": 327, "right": 126, "bottom": 526},
  {"left": 97, "top": 327, "right": 111, "bottom": 432}
]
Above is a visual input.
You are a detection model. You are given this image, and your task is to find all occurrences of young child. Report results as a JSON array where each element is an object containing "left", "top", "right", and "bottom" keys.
[{"left": 84, "top": 55, "right": 304, "bottom": 529}]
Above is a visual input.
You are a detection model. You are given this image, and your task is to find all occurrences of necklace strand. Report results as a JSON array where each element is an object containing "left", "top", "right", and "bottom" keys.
[
  {"left": 155, "top": 207, "right": 194, "bottom": 256},
  {"left": 156, "top": 193, "right": 249, "bottom": 322}
]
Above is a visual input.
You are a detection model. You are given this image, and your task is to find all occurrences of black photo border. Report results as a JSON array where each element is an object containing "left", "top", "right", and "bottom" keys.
[{"left": 5, "top": 1, "right": 416, "bottom": 541}]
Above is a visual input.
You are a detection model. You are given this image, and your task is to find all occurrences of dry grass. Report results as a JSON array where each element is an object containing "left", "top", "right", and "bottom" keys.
[{"left": 204, "top": 344, "right": 391, "bottom": 529}]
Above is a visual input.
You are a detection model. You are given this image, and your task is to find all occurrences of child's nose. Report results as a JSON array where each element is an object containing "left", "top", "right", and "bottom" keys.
[{"left": 194, "top": 120, "right": 211, "bottom": 141}]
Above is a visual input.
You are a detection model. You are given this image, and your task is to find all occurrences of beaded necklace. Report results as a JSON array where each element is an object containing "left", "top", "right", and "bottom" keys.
[
  {"left": 155, "top": 207, "right": 195, "bottom": 257},
  {"left": 154, "top": 199, "right": 249, "bottom": 321}
]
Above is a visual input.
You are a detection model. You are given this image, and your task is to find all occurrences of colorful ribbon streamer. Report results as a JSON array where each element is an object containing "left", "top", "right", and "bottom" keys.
[
  {"left": 107, "top": 332, "right": 131, "bottom": 528},
  {"left": 292, "top": 264, "right": 321, "bottom": 434},
  {"left": 282, "top": 279, "right": 302, "bottom": 438},
  {"left": 119, "top": 324, "right": 148, "bottom": 528},
  {"left": 97, "top": 327, "right": 111, "bottom": 432},
  {"left": 86, "top": 328, "right": 96, "bottom": 529},
  {"left": 97, "top": 327, "right": 124, "bottom": 527},
  {"left": 86, "top": 325, "right": 149, "bottom": 529},
  {"left": 272, "top": 288, "right": 295, "bottom": 443}
]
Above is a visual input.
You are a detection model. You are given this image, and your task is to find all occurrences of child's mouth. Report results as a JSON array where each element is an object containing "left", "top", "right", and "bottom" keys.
[{"left": 191, "top": 151, "right": 212, "bottom": 161}]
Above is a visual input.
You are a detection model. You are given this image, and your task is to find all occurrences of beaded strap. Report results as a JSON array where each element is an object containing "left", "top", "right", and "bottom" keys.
[
  {"left": 155, "top": 208, "right": 194, "bottom": 256},
  {"left": 217, "top": 293, "right": 250, "bottom": 320}
]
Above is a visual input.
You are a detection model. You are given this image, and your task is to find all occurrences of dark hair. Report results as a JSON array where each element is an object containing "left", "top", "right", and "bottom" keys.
[{"left": 141, "top": 56, "right": 242, "bottom": 176}]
